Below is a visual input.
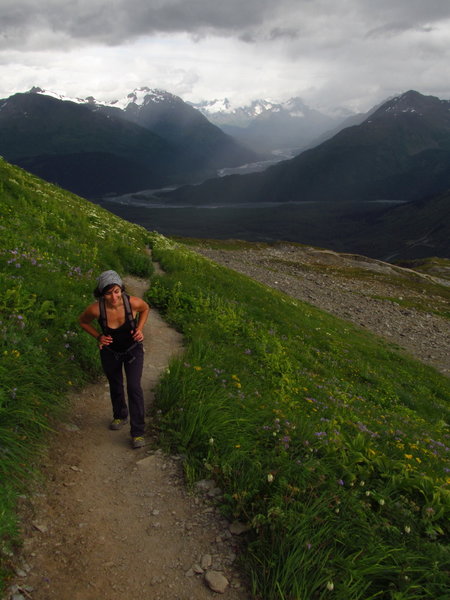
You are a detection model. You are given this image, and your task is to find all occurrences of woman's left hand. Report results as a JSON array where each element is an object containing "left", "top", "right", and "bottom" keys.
[{"left": 132, "top": 329, "right": 144, "bottom": 342}]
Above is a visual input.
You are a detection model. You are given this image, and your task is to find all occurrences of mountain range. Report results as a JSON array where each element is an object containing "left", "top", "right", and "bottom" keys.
[
  {"left": 0, "top": 87, "right": 259, "bottom": 198},
  {"left": 151, "top": 90, "right": 450, "bottom": 260},
  {"left": 1, "top": 85, "right": 449, "bottom": 260},
  {"left": 190, "top": 97, "right": 348, "bottom": 153},
  {"left": 164, "top": 90, "right": 450, "bottom": 206}
]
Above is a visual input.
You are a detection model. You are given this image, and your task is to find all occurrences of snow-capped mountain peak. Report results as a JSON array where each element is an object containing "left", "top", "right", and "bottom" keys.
[
  {"left": 28, "top": 86, "right": 109, "bottom": 107},
  {"left": 191, "top": 97, "right": 313, "bottom": 123},
  {"left": 29, "top": 86, "right": 86, "bottom": 104},
  {"left": 190, "top": 95, "right": 344, "bottom": 153},
  {"left": 372, "top": 90, "right": 450, "bottom": 121},
  {"left": 109, "top": 87, "right": 175, "bottom": 110},
  {"left": 27, "top": 85, "right": 182, "bottom": 111},
  {"left": 192, "top": 98, "right": 235, "bottom": 114}
]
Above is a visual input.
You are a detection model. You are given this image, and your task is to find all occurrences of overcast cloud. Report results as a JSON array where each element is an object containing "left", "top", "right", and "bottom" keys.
[{"left": 1, "top": 0, "right": 450, "bottom": 113}]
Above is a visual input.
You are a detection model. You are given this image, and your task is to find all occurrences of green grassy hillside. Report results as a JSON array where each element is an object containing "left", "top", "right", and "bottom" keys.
[
  {"left": 0, "top": 158, "right": 152, "bottom": 589},
  {"left": 147, "top": 234, "right": 450, "bottom": 600},
  {"left": 1, "top": 158, "right": 449, "bottom": 599}
]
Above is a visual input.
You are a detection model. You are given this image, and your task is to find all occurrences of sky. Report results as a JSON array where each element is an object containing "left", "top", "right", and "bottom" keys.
[{"left": 1, "top": 0, "right": 450, "bottom": 115}]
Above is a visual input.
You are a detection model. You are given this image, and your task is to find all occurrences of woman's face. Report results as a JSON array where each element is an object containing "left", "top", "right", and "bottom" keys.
[{"left": 103, "top": 285, "right": 122, "bottom": 306}]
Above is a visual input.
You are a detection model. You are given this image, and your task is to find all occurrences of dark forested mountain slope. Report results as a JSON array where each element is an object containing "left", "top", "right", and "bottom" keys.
[
  {"left": 113, "top": 87, "right": 260, "bottom": 171},
  {"left": 0, "top": 92, "right": 180, "bottom": 197},
  {"left": 0, "top": 88, "right": 259, "bottom": 198}
]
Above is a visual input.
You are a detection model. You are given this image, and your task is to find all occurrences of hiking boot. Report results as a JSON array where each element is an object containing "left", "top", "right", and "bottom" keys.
[
  {"left": 110, "top": 418, "right": 128, "bottom": 430},
  {"left": 132, "top": 436, "right": 145, "bottom": 449}
]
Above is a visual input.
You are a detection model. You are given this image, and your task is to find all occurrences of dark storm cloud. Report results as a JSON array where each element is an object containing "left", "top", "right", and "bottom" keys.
[
  {"left": 360, "top": 0, "right": 450, "bottom": 24},
  {"left": 359, "top": 0, "right": 450, "bottom": 37},
  {"left": 2, "top": 0, "right": 450, "bottom": 49},
  {"left": 2, "top": 0, "right": 450, "bottom": 113},
  {"left": 0, "top": 0, "right": 276, "bottom": 48}
]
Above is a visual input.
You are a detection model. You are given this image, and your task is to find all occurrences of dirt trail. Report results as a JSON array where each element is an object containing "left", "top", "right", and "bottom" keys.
[{"left": 7, "top": 273, "right": 249, "bottom": 600}]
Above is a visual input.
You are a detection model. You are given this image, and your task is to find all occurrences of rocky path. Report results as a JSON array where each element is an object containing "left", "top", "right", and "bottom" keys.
[
  {"left": 7, "top": 274, "right": 249, "bottom": 600},
  {"left": 193, "top": 244, "right": 450, "bottom": 376}
]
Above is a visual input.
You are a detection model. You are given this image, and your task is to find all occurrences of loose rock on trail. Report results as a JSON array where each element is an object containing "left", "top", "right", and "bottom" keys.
[{"left": 7, "top": 274, "right": 249, "bottom": 600}]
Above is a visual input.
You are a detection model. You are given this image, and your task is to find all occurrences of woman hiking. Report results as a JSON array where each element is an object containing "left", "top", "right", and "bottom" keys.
[{"left": 79, "top": 270, "right": 150, "bottom": 449}]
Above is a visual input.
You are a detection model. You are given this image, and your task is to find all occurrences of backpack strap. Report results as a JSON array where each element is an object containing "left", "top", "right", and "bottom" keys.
[
  {"left": 122, "top": 293, "right": 137, "bottom": 330},
  {"left": 98, "top": 294, "right": 136, "bottom": 333},
  {"left": 98, "top": 296, "right": 107, "bottom": 334}
]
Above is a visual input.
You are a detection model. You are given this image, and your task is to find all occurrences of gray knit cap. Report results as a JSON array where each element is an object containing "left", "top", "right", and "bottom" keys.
[{"left": 96, "top": 270, "right": 123, "bottom": 295}]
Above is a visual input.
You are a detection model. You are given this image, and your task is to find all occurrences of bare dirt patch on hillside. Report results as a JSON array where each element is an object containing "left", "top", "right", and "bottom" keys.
[
  {"left": 6, "top": 275, "right": 250, "bottom": 600},
  {"left": 192, "top": 244, "right": 450, "bottom": 376}
]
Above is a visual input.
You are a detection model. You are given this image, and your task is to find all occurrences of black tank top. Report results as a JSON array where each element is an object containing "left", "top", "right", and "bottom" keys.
[
  {"left": 104, "top": 320, "right": 134, "bottom": 352},
  {"left": 99, "top": 303, "right": 134, "bottom": 352}
]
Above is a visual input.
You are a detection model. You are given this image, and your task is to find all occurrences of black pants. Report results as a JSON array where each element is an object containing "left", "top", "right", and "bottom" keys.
[{"left": 100, "top": 344, "right": 145, "bottom": 437}]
